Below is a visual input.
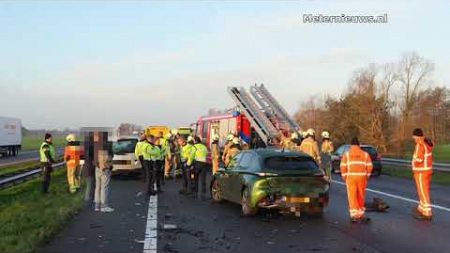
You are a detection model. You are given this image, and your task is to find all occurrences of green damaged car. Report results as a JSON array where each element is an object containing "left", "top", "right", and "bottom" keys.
[{"left": 210, "top": 149, "right": 330, "bottom": 217}]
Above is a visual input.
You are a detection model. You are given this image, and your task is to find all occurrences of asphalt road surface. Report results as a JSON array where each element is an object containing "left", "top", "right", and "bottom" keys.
[
  {"left": 40, "top": 173, "right": 450, "bottom": 253},
  {"left": 0, "top": 148, "right": 64, "bottom": 168}
]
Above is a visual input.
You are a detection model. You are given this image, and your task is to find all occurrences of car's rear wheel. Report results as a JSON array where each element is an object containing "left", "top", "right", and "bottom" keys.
[
  {"left": 211, "top": 180, "right": 224, "bottom": 203},
  {"left": 241, "top": 188, "right": 258, "bottom": 217}
]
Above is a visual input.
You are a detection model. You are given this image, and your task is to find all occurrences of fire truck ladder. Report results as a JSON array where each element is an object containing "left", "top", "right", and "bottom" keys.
[
  {"left": 228, "top": 87, "right": 280, "bottom": 145},
  {"left": 250, "top": 84, "right": 299, "bottom": 132}
]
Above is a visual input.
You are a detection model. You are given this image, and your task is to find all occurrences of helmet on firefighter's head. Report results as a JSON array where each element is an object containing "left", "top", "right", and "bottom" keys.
[
  {"left": 306, "top": 128, "right": 315, "bottom": 137},
  {"left": 232, "top": 137, "right": 240, "bottom": 145},
  {"left": 187, "top": 136, "right": 194, "bottom": 143},
  {"left": 321, "top": 131, "right": 330, "bottom": 139},
  {"left": 66, "top": 134, "right": 76, "bottom": 142},
  {"left": 212, "top": 134, "right": 220, "bottom": 141},
  {"left": 226, "top": 134, "right": 234, "bottom": 141},
  {"left": 291, "top": 132, "right": 299, "bottom": 140}
]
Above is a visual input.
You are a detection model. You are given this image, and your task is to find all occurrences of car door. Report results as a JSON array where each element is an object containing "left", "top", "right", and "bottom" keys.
[
  {"left": 228, "top": 152, "right": 254, "bottom": 203},
  {"left": 220, "top": 152, "right": 243, "bottom": 201}
]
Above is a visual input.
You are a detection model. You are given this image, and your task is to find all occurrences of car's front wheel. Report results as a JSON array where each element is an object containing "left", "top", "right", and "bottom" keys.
[
  {"left": 211, "top": 180, "right": 224, "bottom": 203},
  {"left": 241, "top": 188, "right": 258, "bottom": 217}
]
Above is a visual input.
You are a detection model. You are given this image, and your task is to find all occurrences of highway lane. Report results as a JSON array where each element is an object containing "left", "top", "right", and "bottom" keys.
[
  {"left": 40, "top": 173, "right": 450, "bottom": 253},
  {"left": 0, "top": 148, "right": 64, "bottom": 168}
]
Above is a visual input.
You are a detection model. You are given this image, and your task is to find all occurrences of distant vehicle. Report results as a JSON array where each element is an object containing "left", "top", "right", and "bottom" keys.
[
  {"left": 0, "top": 116, "right": 22, "bottom": 157},
  {"left": 112, "top": 137, "right": 140, "bottom": 174},
  {"left": 145, "top": 126, "right": 170, "bottom": 138},
  {"left": 177, "top": 126, "right": 193, "bottom": 140},
  {"left": 331, "top": 144, "right": 382, "bottom": 177},
  {"left": 197, "top": 111, "right": 255, "bottom": 150},
  {"left": 211, "top": 149, "right": 330, "bottom": 217}
]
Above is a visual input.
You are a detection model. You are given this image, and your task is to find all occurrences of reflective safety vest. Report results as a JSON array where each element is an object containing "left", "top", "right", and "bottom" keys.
[
  {"left": 142, "top": 142, "right": 158, "bottom": 161},
  {"left": 152, "top": 145, "right": 164, "bottom": 161},
  {"left": 40, "top": 142, "right": 56, "bottom": 163},
  {"left": 321, "top": 140, "right": 334, "bottom": 154},
  {"left": 181, "top": 143, "right": 194, "bottom": 163},
  {"left": 188, "top": 143, "right": 208, "bottom": 165},
  {"left": 412, "top": 140, "right": 433, "bottom": 173},
  {"left": 160, "top": 137, "right": 171, "bottom": 157},
  {"left": 134, "top": 140, "right": 146, "bottom": 158},
  {"left": 64, "top": 143, "right": 82, "bottom": 169},
  {"left": 340, "top": 145, "right": 373, "bottom": 179}
]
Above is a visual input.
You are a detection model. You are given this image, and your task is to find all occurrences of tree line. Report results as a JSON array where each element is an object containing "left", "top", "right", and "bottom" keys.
[{"left": 295, "top": 52, "right": 450, "bottom": 155}]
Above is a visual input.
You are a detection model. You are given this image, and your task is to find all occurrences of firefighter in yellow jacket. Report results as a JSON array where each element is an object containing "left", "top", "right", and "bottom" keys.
[
  {"left": 64, "top": 134, "right": 83, "bottom": 193},
  {"left": 211, "top": 134, "right": 220, "bottom": 174},
  {"left": 299, "top": 128, "right": 321, "bottom": 165}
]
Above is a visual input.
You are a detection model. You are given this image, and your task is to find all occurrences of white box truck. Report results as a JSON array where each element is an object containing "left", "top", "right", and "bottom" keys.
[{"left": 0, "top": 116, "right": 22, "bottom": 157}]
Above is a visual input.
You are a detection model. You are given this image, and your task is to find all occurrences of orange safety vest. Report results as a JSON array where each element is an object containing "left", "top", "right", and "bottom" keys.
[
  {"left": 64, "top": 144, "right": 82, "bottom": 169},
  {"left": 412, "top": 140, "right": 433, "bottom": 173},
  {"left": 340, "top": 145, "right": 373, "bottom": 178}
]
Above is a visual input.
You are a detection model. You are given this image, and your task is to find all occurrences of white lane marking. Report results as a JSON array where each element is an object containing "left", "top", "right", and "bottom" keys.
[
  {"left": 332, "top": 180, "right": 450, "bottom": 213},
  {"left": 143, "top": 195, "right": 158, "bottom": 253}
]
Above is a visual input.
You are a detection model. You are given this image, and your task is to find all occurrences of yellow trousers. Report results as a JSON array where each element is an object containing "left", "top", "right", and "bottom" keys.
[{"left": 67, "top": 165, "right": 81, "bottom": 193}]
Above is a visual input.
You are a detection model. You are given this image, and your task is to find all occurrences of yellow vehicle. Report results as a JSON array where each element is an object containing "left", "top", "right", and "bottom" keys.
[
  {"left": 177, "top": 127, "right": 193, "bottom": 139},
  {"left": 145, "top": 126, "right": 170, "bottom": 138}
]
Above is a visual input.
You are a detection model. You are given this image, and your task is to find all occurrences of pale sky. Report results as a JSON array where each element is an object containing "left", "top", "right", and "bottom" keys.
[{"left": 1, "top": 0, "right": 449, "bottom": 129}]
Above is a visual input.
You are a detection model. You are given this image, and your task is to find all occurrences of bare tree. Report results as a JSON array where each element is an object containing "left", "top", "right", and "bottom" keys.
[{"left": 396, "top": 52, "right": 434, "bottom": 142}]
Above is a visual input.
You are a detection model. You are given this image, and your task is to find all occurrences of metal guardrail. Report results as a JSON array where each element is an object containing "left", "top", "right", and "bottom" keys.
[
  {"left": 381, "top": 158, "right": 450, "bottom": 172},
  {"left": 0, "top": 162, "right": 65, "bottom": 189}
]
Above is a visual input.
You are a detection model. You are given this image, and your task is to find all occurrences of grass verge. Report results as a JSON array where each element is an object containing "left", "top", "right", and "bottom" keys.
[
  {"left": 382, "top": 165, "right": 450, "bottom": 186},
  {"left": 21, "top": 136, "right": 65, "bottom": 151},
  {"left": 0, "top": 161, "right": 41, "bottom": 176},
  {"left": 0, "top": 157, "right": 63, "bottom": 176},
  {"left": 0, "top": 168, "right": 84, "bottom": 253}
]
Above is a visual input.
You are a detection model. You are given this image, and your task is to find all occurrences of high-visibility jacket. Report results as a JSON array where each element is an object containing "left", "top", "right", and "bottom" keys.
[
  {"left": 152, "top": 145, "right": 164, "bottom": 161},
  {"left": 40, "top": 141, "right": 56, "bottom": 163},
  {"left": 142, "top": 142, "right": 158, "bottom": 161},
  {"left": 160, "top": 137, "right": 170, "bottom": 157},
  {"left": 64, "top": 142, "right": 82, "bottom": 169},
  {"left": 340, "top": 145, "right": 373, "bottom": 179},
  {"left": 181, "top": 143, "right": 194, "bottom": 163},
  {"left": 222, "top": 141, "right": 232, "bottom": 162},
  {"left": 299, "top": 138, "right": 321, "bottom": 163},
  {"left": 188, "top": 143, "right": 208, "bottom": 166},
  {"left": 412, "top": 139, "right": 433, "bottom": 173},
  {"left": 281, "top": 139, "right": 297, "bottom": 151},
  {"left": 134, "top": 140, "right": 146, "bottom": 158},
  {"left": 321, "top": 140, "right": 334, "bottom": 154},
  {"left": 211, "top": 143, "right": 219, "bottom": 160}
]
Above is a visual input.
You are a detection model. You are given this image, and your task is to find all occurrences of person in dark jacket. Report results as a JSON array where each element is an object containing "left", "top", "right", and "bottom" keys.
[{"left": 82, "top": 132, "right": 96, "bottom": 205}]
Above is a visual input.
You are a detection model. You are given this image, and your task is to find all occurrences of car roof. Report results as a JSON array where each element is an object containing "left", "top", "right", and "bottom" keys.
[
  {"left": 248, "top": 148, "right": 313, "bottom": 159},
  {"left": 340, "top": 144, "right": 376, "bottom": 148}
]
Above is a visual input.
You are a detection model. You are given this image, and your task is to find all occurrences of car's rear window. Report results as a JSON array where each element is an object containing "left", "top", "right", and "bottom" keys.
[
  {"left": 361, "top": 146, "right": 378, "bottom": 157},
  {"left": 264, "top": 156, "right": 320, "bottom": 172}
]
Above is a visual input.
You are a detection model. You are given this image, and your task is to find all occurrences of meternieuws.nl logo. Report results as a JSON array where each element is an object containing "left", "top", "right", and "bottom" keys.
[{"left": 303, "top": 13, "right": 388, "bottom": 24}]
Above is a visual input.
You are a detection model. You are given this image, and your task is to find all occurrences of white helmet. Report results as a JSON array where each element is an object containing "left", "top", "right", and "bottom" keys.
[
  {"left": 187, "top": 136, "right": 194, "bottom": 142},
  {"left": 226, "top": 134, "right": 234, "bottom": 141},
  {"left": 212, "top": 134, "right": 220, "bottom": 141},
  {"left": 291, "top": 132, "right": 299, "bottom": 139},
  {"left": 321, "top": 131, "right": 330, "bottom": 139},
  {"left": 66, "top": 134, "right": 76, "bottom": 142},
  {"left": 306, "top": 128, "right": 315, "bottom": 136},
  {"left": 232, "top": 137, "right": 240, "bottom": 145},
  {"left": 171, "top": 128, "right": 179, "bottom": 135}
]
